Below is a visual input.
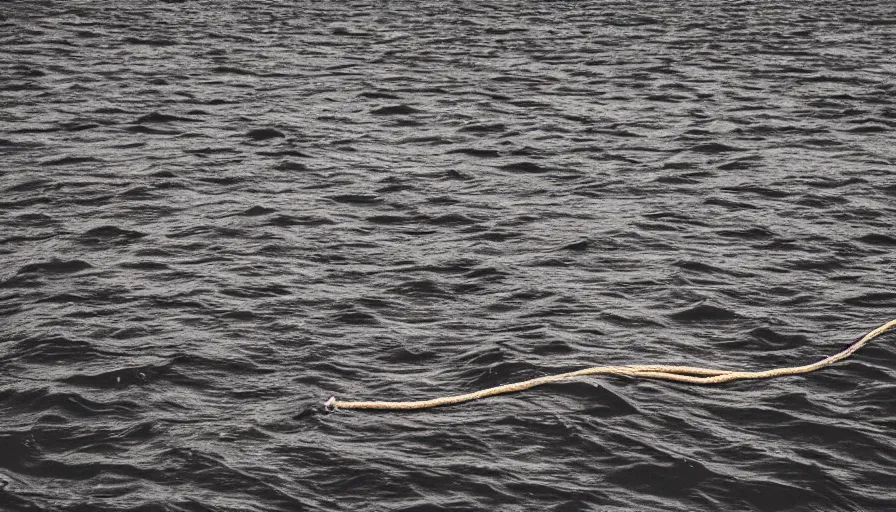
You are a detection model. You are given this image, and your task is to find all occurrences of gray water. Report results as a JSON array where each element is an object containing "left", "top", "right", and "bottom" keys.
[{"left": 2, "top": 1, "right": 896, "bottom": 510}]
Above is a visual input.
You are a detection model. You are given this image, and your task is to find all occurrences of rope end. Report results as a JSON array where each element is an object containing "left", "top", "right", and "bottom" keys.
[{"left": 324, "top": 396, "right": 337, "bottom": 411}]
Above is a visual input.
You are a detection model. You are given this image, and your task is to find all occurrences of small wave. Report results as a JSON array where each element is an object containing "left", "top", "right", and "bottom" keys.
[
  {"left": 40, "top": 156, "right": 100, "bottom": 166},
  {"left": 370, "top": 105, "right": 422, "bottom": 115},
  {"left": 245, "top": 128, "right": 286, "bottom": 140},
  {"left": 669, "top": 302, "right": 739, "bottom": 323},
  {"left": 446, "top": 148, "right": 501, "bottom": 158},
  {"left": 857, "top": 233, "right": 896, "bottom": 246},
  {"left": 134, "top": 112, "right": 197, "bottom": 123},
  {"left": 78, "top": 226, "right": 146, "bottom": 245},
  {"left": 498, "top": 161, "right": 550, "bottom": 173},
  {"left": 17, "top": 259, "right": 92, "bottom": 275},
  {"left": 843, "top": 292, "right": 896, "bottom": 308}
]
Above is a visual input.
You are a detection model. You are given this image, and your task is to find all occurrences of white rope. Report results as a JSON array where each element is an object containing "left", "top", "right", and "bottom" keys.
[{"left": 325, "top": 318, "right": 896, "bottom": 411}]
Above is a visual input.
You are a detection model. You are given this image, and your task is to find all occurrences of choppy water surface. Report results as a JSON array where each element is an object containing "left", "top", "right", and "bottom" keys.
[{"left": 2, "top": 1, "right": 896, "bottom": 510}]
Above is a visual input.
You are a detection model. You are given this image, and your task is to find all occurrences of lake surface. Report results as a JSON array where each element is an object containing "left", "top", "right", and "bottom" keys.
[{"left": 2, "top": 1, "right": 896, "bottom": 510}]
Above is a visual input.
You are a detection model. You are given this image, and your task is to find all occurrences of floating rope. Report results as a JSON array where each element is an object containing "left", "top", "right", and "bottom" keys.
[{"left": 325, "top": 318, "right": 896, "bottom": 411}]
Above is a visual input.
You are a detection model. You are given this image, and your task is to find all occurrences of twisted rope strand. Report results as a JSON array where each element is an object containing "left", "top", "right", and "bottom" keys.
[{"left": 326, "top": 318, "right": 896, "bottom": 411}]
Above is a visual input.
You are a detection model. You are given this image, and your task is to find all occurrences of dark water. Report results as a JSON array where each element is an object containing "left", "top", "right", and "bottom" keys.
[{"left": 2, "top": 0, "right": 896, "bottom": 510}]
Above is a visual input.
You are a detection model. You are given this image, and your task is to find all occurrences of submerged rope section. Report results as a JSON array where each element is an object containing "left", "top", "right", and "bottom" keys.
[{"left": 325, "top": 318, "right": 896, "bottom": 411}]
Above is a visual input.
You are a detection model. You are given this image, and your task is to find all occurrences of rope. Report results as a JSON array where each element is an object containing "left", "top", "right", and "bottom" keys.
[{"left": 325, "top": 318, "right": 896, "bottom": 411}]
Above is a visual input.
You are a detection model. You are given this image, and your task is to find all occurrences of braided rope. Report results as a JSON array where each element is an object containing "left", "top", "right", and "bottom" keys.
[{"left": 326, "top": 318, "right": 896, "bottom": 411}]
